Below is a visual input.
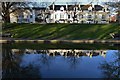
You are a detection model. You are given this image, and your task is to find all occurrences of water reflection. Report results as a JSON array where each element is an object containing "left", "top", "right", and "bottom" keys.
[
  {"left": 2, "top": 48, "right": 41, "bottom": 79},
  {"left": 2, "top": 48, "right": 118, "bottom": 78},
  {"left": 99, "top": 50, "right": 120, "bottom": 78},
  {"left": 12, "top": 49, "right": 107, "bottom": 58}
]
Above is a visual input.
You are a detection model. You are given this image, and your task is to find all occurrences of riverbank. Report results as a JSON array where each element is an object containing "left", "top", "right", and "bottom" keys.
[
  {"left": 2, "top": 23, "right": 120, "bottom": 40},
  {"left": 1, "top": 37, "right": 120, "bottom": 44},
  {"left": 2, "top": 39, "right": 119, "bottom": 50}
]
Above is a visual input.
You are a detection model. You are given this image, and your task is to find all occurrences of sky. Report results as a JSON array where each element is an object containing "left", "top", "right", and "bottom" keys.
[
  {"left": 1, "top": 0, "right": 120, "bottom": 3},
  {"left": 29, "top": 0, "right": 120, "bottom": 3},
  {"left": 28, "top": 0, "right": 120, "bottom": 6}
]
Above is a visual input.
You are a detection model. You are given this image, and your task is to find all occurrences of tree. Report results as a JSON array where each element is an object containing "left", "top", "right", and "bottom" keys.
[
  {"left": 1, "top": 2, "right": 27, "bottom": 23},
  {"left": 105, "top": 2, "right": 120, "bottom": 24},
  {"left": 2, "top": 48, "right": 42, "bottom": 79},
  {"left": 100, "top": 51, "right": 120, "bottom": 78},
  {"left": 1, "top": 2, "right": 50, "bottom": 23}
]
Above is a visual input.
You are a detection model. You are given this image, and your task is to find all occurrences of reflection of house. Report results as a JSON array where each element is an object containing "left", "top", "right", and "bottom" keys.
[
  {"left": 11, "top": 49, "right": 107, "bottom": 58},
  {"left": 10, "top": 3, "right": 110, "bottom": 24}
]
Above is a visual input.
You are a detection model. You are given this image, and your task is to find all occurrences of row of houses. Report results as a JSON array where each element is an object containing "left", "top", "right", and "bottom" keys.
[{"left": 10, "top": 3, "right": 115, "bottom": 24}]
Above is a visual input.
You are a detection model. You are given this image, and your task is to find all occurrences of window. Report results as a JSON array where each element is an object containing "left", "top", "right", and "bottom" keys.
[
  {"left": 82, "top": 15, "right": 83, "bottom": 18},
  {"left": 55, "top": 14, "right": 57, "bottom": 19},
  {"left": 88, "top": 15, "right": 92, "bottom": 18},
  {"left": 60, "top": 13, "right": 64, "bottom": 19},
  {"left": 102, "top": 15, "right": 105, "bottom": 20},
  {"left": 30, "top": 15, "right": 32, "bottom": 18},
  {"left": 68, "top": 15, "right": 70, "bottom": 19},
  {"left": 46, "top": 15, "right": 49, "bottom": 18},
  {"left": 74, "top": 15, "right": 77, "bottom": 18}
]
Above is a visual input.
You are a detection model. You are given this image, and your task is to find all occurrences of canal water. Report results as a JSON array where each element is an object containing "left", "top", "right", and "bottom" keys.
[{"left": 2, "top": 43, "right": 120, "bottom": 79}]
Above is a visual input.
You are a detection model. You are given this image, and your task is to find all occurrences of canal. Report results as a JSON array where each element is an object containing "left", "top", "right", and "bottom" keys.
[{"left": 1, "top": 42, "right": 120, "bottom": 79}]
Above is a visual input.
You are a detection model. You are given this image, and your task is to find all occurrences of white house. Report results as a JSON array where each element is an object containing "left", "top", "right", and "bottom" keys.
[
  {"left": 47, "top": 3, "right": 110, "bottom": 23},
  {"left": 10, "top": 7, "right": 39, "bottom": 23},
  {"left": 9, "top": 3, "right": 110, "bottom": 24}
]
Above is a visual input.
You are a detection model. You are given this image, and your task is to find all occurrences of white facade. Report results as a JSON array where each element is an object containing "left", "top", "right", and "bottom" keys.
[
  {"left": 10, "top": 9, "right": 36, "bottom": 23},
  {"left": 9, "top": 4, "right": 110, "bottom": 24},
  {"left": 47, "top": 4, "right": 110, "bottom": 24}
]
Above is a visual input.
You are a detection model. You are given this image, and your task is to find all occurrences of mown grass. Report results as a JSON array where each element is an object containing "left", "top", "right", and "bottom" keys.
[{"left": 2, "top": 23, "right": 120, "bottom": 40}]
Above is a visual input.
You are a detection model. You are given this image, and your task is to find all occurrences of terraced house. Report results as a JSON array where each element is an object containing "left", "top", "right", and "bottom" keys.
[{"left": 10, "top": 3, "right": 111, "bottom": 24}]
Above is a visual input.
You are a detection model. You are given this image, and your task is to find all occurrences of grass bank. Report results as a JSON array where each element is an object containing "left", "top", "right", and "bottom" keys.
[
  {"left": 3, "top": 42, "right": 119, "bottom": 50},
  {"left": 2, "top": 23, "right": 120, "bottom": 40}
]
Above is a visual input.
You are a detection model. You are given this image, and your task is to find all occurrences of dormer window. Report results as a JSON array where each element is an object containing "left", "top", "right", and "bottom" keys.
[
  {"left": 60, "top": 6, "right": 64, "bottom": 11},
  {"left": 88, "top": 6, "right": 92, "bottom": 12},
  {"left": 74, "top": 7, "right": 78, "bottom": 11}
]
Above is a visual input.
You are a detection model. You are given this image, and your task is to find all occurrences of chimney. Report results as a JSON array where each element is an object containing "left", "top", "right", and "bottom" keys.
[
  {"left": 66, "top": 3, "right": 68, "bottom": 10},
  {"left": 79, "top": 3, "right": 81, "bottom": 10},
  {"left": 53, "top": 2, "right": 55, "bottom": 10}
]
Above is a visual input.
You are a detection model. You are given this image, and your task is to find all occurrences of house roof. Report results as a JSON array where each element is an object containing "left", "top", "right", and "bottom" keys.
[
  {"left": 49, "top": 4, "right": 104, "bottom": 11},
  {"left": 49, "top": 5, "right": 80, "bottom": 10},
  {"left": 49, "top": 5, "right": 67, "bottom": 10},
  {"left": 16, "top": 7, "right": 46, "bottom": 10},
  {"left": 32, "top": 7, "right": 46, "bottom": 10},
  {"left": 94, "top": 5, "right": 103, "bottom": 11},
  {"left": 16, "top": 4, "right": 106, "bottom": 11},
  {"left": 80, "top": 4, "right": 92, "bottom": 10}
]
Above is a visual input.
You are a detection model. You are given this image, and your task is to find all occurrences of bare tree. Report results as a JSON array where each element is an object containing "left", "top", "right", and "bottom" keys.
[
  {"left": 1, "top": 2, "right": 27, "bottom": 23},
  {"left": 99, "top": 51, "right": 120, "bottom": 78},
  {"left": 105, "top": 2, "right": 120, "bottom": 24}
]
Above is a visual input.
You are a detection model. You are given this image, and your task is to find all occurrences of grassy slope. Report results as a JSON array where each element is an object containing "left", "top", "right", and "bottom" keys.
[
  {"left": 3, "top": 42, "right": 119, "bottom": 50},
  {"left": 2, "top": 23, "right": 120, "bottom": 40}
]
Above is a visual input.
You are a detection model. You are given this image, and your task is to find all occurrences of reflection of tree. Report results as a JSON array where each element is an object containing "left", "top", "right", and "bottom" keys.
[
  {"left": 39, "top": 53, "right": 55, "bottom": 69},
  {"left": 65, "top": 51, "right": 81, "bottom": 70},
  {"left": 67, "top": 56, "right": 80, "bottom": 70},
  {"left": 100, "top": 50, "right": 120, "bottom": 78},
  {"left": 2, "top": 48, "right": 41, "bottom": 79}
]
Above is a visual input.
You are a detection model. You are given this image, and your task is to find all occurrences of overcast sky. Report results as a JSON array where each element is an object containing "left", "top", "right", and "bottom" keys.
[
  {"left": 28, "top": 0, "right": 119, "bottom": 5},
  {"left": 1, "top": 0, "right": 119, "bottom": 3},
  {"left": 29, "top": 0, "right": 119, "bottom": 2}
]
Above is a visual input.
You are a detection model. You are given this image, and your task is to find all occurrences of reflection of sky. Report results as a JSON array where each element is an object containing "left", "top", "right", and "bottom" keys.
[
  {"left": 19, "top": 50, "right": 117, "bottom": 78},
  {"left": 105, "top": 50, "right": 118, "bottom": 62}
]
